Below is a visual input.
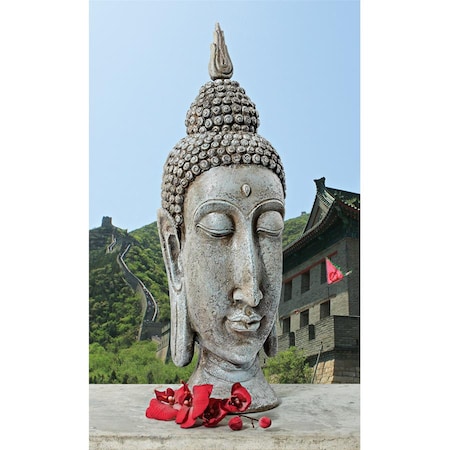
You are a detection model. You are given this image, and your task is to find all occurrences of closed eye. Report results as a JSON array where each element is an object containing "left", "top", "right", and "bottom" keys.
[
  {"left": 256, "top": 211, "right": 284, "bottom": 237},
  {"left": 257, "top": 227, "right": 283, "bottom": 237},
  {"left": 196, "top": 212, "right": 234, "bottom": 238}
]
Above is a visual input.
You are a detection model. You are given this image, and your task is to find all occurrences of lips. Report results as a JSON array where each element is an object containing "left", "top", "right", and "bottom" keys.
[{"left": 226, "top": 312, "right": 262, "bottom": 332}]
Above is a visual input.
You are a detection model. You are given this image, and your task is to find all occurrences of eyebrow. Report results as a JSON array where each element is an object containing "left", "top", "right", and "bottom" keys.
[
  {"left": 192, "top": 200, "right": 236, "bottom": 224},
  {"left": 250, "top": 199, "right": 285, "bottom": 218},
  {"left": 193, "top": 198, "right": 285, "bottom": 223}
]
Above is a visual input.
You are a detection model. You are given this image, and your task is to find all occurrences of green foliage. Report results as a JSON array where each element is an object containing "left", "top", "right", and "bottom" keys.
[
  {"left": 89, "top": 252, "right": 142, "bottom": 347},
  {"left": 127, "top": 223, "right": 171, "bottom": 322},
  {"left": 89, "top": 221, "right": 169, "bottom": 352},
  {"left": 89, "top": 341, "right": 198, "bottom": 384},
  {"left": 282, "top": 214, "right": 309, "bottom": 248},
  {"left": 264, "top": 346, "right": 313, "bottom": 384}
]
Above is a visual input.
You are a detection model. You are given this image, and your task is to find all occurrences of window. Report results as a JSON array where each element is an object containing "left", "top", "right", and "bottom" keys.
[
  {"left": 301, "top": 271, "right": 310, "bottom": 293},
  {"left": 283, "top": 280, "right": 292, "bottom": 302},
  {"left": 282, "top": 317, "right": 291, "bottom": 334},
  {"left": 300, "top": 309, "right": 309, "bottom": 328},
  {"left": 320, "top": 300, "right": 331, "bottom": 319},
  {"left": 320, "top": 261, "right": 327, "bottom": 284},
  {"left": 308, "top": 324, "right": 315, "bottom": 340}
]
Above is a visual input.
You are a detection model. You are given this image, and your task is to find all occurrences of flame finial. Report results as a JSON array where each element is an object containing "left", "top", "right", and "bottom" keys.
[{"left": 208, "top": 23, "right": 233, "bottom": 80}]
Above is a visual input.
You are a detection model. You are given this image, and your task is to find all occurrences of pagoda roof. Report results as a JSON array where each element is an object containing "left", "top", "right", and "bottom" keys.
[{"left": 284, "top": 177, "right": 360, "bottom": 257}]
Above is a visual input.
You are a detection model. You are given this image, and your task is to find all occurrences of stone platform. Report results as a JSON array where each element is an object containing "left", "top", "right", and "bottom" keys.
[{"left": 90, "top": 384, "right": 359, "bottom": 449}]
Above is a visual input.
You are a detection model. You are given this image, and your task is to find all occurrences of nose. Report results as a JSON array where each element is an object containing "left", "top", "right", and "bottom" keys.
[
  {"left": 233, "top": 287, "right": 263, "bottom": 308},
  {"left": 232, "top": 228, "right": 263, "bottom": 308}
]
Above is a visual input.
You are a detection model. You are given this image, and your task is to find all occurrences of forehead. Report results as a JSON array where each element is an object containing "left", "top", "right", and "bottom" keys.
[{"left": 184, "top": 165, "right": 284, "bottom": 218}]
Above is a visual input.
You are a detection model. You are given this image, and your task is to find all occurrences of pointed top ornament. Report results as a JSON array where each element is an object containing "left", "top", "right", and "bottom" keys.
[
  {"left": 209, "top": 23, "right": 233, "bottom": 80},
  {"left": 160, "top": 22, "right": 286, "bottom": 228}
]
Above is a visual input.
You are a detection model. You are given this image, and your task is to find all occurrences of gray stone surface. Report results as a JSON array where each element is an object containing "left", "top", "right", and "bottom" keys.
[{"left": 90, "top": 384, "right": 360, "bottom": 449}]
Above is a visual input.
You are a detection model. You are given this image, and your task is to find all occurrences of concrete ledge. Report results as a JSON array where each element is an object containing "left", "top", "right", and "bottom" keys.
[{"left": 90, "top": 384, "right": 360, "bottom": 449}]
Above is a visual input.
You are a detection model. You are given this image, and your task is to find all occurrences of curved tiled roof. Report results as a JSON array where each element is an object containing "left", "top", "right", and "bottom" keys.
[{"left": 283, "top": 178, "right": 359, "bottom": 257}]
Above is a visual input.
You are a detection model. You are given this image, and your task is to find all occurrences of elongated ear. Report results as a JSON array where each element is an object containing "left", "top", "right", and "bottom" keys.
[
  {"left": 263, "top": 324, "right": 278, "bottom": 357},
  {"left": 157, "top": 208, "right": 183, "bottom": 291},
  {"left": 157, "top": 208, "right": 194, "bottom": 366}
]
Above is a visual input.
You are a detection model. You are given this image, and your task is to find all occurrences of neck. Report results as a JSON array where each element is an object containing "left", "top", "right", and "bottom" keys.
[
  {"left": 196, "top": 347, "right": 260, "bottom": 383},
  {"left": 187, "top": 345, "right": 279, "bottom": 412}
]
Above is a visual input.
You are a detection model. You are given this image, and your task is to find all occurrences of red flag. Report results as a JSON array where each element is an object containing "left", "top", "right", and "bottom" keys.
[{"left": 326, "top": 258, "right": 344, "bottom": 284}]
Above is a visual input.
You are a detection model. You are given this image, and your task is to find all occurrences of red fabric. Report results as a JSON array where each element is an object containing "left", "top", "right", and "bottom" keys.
[{"left": 326, "top": 258, "right": 344, "bottom": 284}]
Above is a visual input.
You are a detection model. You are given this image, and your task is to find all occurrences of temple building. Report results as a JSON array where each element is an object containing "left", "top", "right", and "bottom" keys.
[{"left": 276, "top": 177, "right": 360, "bottom": 383}]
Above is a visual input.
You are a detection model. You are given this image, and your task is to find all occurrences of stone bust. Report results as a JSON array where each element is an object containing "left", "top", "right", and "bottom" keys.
[{"left": 157, "top": 24, "right": 286, "bottom": 412}]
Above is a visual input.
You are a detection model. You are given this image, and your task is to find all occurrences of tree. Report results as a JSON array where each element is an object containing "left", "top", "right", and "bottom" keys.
[{"left": 264, "top": 346, "right": 313, "bottom": 383}]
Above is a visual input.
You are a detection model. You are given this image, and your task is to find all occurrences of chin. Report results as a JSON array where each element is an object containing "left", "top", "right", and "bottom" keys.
[
  {"left": 217, "top": 353, "right": 255, "bottom": 367},
  {"left": 217, "top": 341, "right": 264, "bottom": 366}
]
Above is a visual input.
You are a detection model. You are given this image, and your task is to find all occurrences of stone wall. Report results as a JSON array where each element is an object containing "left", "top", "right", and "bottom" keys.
[
  {"left": 334, "top": 315, "right": 359, "bottom": 349},
  {"left": 277, "top": 331, "right": 295, "bottom": 352},
  {"left": 292, "top": 315, "right": 359, "bottom": 358},
  {"left": 116, "top": 245, "right": 162, "bottom": 339},
  {"left": 346, "top": 237, "right": 360, "bottom": 316},
  {"left": 311, "top": 351, "right": 335, "bottom": 383},
  {"left": 139, "top": 321, "right": 162, "bottom": 341},
  {"left": 279, "top": 239, "right": 352, "bottom": 320},
  {"left": 156, "top": 323, "right": 171, "bottom": 362},
  {"left": 277, "top": 315, "right": 360, "bottom": 384},
  {"left": 311, "top": 349, "right": 360, "bottom": 384},
  {"left": 101, "top": 216, "right": 113, "bottom": 228},
  {"left": 277, "top": 233, "right": 360, "bottom": 384},
  {"left": 294, "top": 315, "right": 335, "bottom": 355}
]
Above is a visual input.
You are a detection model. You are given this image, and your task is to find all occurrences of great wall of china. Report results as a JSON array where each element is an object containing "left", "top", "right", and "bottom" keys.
[{"left": 106, "top": 231, "right": 162, "bottom": 340}]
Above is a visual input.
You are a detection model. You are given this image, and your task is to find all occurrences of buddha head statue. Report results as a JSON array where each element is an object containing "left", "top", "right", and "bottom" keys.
[{"left": 157, "top": 24, "right": 286, "bottom": 411}]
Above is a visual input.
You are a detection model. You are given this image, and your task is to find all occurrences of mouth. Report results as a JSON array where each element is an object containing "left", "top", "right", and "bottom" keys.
[{"left": 226, "top": 313, "right": 262, "bottom": 333}]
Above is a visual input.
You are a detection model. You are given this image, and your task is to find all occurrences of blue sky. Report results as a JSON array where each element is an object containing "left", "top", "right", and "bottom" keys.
[{"left": 89, "top": 0, "right": 360, "bottom": 231}]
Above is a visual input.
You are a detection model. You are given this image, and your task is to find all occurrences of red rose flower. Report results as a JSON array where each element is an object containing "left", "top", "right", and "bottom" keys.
[
  {"left": 259, "top": 416, "right": 272, "bottom": 428},
  {"left": 222, "top": 382, "right": 251, "bottom": 413},
  {"left": 201, "top": 398, "right": 228, "bottom": 427},
  {"left": 228, "top": 416, "right": 243, "bottom": 431}
]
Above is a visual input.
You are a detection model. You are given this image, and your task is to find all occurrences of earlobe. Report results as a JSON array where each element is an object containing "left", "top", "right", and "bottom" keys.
[{"left": 263, "top": 324, "right": 278, "bottom": 357}]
